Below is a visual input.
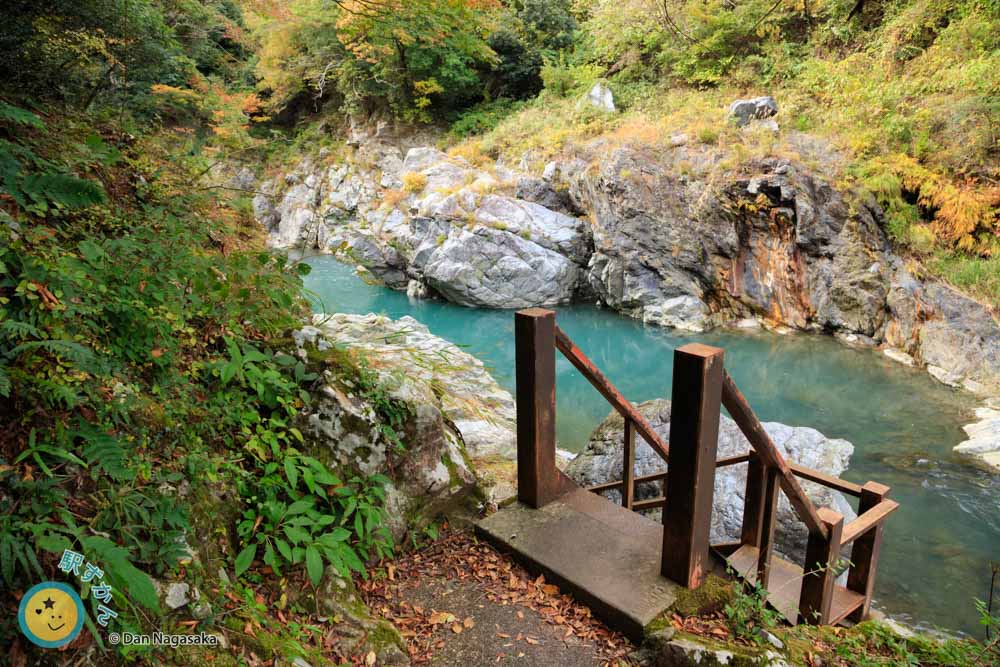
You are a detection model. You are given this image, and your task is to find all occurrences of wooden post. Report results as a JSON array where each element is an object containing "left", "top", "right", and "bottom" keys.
[
  {"left": 847, "top": 482, "right": 890, "bottom": 622},
  {"left": 741, "top": 451, "right": 767, "bottom": 547},
  {"left": 622, "top": 419, "right": 636, "bottom": 509},
  {"left": 662, "top": 343, "right": 725, "bottom": 588},
  {"left": 515, "top": 309, "right": 559, "bottom": 508},
  {"left": 798, "top": 508, "right": 844, "bottom": 625},
  {"left": 755, "top": 468, "right": 780, "bottom": 589}
]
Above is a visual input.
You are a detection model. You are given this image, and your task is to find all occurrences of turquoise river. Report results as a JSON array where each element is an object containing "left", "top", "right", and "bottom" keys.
[{"left": 303, "top": 255, "right": 999, "bottom": 637}]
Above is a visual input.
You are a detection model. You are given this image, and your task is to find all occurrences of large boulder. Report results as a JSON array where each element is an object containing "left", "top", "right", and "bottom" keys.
[
  {"left": 729, "top": 96, "right": 778, "bottom": 126},
  {"left": 293, "top": 313, "right": 517, "bottom": 538},
  {"left": 473, "top": 194, "right": 590, "bottom": 262},
  {"left": 423, "top": 226, "right": 581, "bottom": 308},
  {"left": 565, "top": 399, "right": 856, "bottom": 562},
  {"left": 881, "top": 262, "right": 1000, "bottom": 396},
  {"left": 916, "top": 284, "right": 1000, "bottom": 395}
]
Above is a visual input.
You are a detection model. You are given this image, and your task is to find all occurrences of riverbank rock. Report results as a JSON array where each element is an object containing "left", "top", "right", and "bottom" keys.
[
  {"left": 568, "top": 145, "right": 891, "bottom": 337},
  {"left": 954, "top": 405, "right": 1000, "bottom": 472},
  {"left": 310, "top": 568, "right": 409, "bottom": 664},
  {"left": 565, "top": 399, "right": 856, "bottom": 562},
  {"left": 255, "top": 144, "right": 593, "bottom": 308},
  {"left": 424, "top": 226, "right": 581, "bottom": 308},
  {"left": 252, "top": 131, "right": 1000, "bottom": 399},
  {"left": 293, "top": 313, "right": 517, "bottom": 538}
]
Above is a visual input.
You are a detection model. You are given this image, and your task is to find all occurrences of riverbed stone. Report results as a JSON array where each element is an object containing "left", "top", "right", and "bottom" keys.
[
  {"left": 565, "top": 399, "right": 856, "bottom": 562},
  {"left": 954, "top": 407, "right": 1000, "bottom": 472}
]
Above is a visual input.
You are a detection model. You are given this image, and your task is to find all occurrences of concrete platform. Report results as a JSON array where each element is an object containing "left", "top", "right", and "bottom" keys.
[{"left": 475, "top": 488, "right": 681, "bottom": 641}]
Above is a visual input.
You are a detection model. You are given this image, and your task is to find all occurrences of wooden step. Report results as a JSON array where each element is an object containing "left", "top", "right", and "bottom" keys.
[{"left": 721, "top": 544, "right": 865, "bottom": 625}]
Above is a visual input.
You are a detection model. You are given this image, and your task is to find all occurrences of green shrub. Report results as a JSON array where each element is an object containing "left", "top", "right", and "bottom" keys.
[
  {"left": 450, "top": 98, "right": 526, "bottom": 137},
  {"left": 540, "top": 58, "right": 603, "bottom": 98}
]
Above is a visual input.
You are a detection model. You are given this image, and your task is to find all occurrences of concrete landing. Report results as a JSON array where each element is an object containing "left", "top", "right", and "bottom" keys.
[{"left": 475, "top": 488, "right": 681, "bottom": 641}]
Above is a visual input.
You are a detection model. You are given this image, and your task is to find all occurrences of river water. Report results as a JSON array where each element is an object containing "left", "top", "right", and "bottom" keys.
[{"left": 303, "top": 255, "right": 999, "bottom": 636}]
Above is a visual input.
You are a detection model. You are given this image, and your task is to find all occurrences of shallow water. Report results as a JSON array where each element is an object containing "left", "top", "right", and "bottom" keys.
[{"left": 303, "top": 255, "right": 1000, "bottom": 636}]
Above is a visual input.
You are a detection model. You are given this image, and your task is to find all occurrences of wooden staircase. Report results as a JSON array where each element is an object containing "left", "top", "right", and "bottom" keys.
[
  {"left": 485, "top": 307, "right": 900, "bottom": 639},
  {"left": 721, "top": 544, "right": 866, "bottom": 626}
]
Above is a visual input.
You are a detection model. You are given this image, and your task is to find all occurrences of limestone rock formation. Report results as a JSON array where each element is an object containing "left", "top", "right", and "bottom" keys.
[
  {"left": 423, "top": 226, "right": 581, "bottom": 308},
  {"left": 251, "top": 132, "right": 1000, "bottom": 400},
  {"left": 292, "top": 313, "right": 517, "bottom": 538},
  {"left": 565, "top": 399, "right": 856, "bottom": 562}
]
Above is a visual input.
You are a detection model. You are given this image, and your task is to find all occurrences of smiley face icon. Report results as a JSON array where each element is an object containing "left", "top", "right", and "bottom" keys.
[{"left": 18, "top": 581, "right": 85, "bottom": 648}]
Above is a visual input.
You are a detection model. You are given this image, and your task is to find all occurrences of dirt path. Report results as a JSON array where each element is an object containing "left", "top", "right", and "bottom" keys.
[{"left": 360, "top": 530, "right": 633, "bottom": 665}]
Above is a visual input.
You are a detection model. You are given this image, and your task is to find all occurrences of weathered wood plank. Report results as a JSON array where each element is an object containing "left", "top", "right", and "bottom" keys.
[
  {"left": 632, "top": 496, "right": 666, "bottom": 511},
  {"left": 717, "top": 453, "right": 751, "bottom": 468},
  {"left": 790, "top": 462, "right": 864, "bottom": 497},
  {"left": 515, "top": 309, "right": 560, "bottom": 508},
  {"left": 623, "top": 419, "right": 636, "bottom": 509},
  {"left": 756, "top": 467, "right": 780, "bottom": 589},
  {"left": 662, "top": 343, "right": 725, "bottom": 588},
  {"left": 847, "top": 482, "right": 891, "bottom": 622},
  {"left": 721, "top": 371, "right": 828, "bottom": 539},
  {"left": 841, "top": 498, "right": 899, "bottom": 545},
  {"left": 740, "top": 452, "right": 766, "bottom": 548},
  {"left": 799, "top": 508, "right": 844, "bottom": 625}
]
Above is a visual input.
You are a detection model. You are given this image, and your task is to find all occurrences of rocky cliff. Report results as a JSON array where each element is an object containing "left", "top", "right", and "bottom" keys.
[{"left": 251, "top": 129, "right": 1000, "bottom": 407}]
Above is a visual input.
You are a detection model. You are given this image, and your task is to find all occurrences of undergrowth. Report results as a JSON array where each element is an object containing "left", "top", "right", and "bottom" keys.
[{"left": 0, "top": 95, "right": 398, "bottom": 661}]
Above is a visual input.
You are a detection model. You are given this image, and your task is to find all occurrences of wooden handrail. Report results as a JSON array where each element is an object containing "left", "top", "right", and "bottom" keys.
[
  {"left": 721, "top": 371, "right": 828, "bottom": 539},
  {"left": 554, "top": 325, "right": 670, "bottom": 464},
  {"left": 790, "top": 462, "right": 864, "bottom": 497},
  {"left": 588, "top": 470, "right": 669, "bottom": 494},
  {"left": 841, "top": 499, "right": 899, "bottom": 545},
  {"left": 717, "top": 453, "right": 751, "bottom": 467}
]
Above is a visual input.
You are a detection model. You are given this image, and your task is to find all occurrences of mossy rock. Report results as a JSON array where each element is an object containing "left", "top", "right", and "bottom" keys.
[
  {"left": 652, "top": 574, "right": 734, "bottom": 623},
  {"left": 186, "top": 479, "right": 242, "bottom": 575},
  {"left": 644, "top": 629, "right": 778, "bottom": 667}
]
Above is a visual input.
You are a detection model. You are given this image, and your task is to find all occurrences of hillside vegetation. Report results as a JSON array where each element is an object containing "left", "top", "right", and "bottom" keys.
[
  {"left": 1, "top": 2, "right": 404, "bottom": 662},
  {"left": 254, "top": 0, "right": 1000, "bottom": 304}
]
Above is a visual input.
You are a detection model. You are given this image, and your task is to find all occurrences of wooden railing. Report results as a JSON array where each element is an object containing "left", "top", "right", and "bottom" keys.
[
  {"left": 513, "top": 308, "right": 899, "bottom": 625},
  {"left": 553, "top": 325, "right": 670, "bottom": 510},
  {"left": 722, "top": 371, "right": 900, "bottom": 624}
]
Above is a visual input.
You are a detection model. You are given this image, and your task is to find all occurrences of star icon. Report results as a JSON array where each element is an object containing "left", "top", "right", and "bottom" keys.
[{"left": 43, "top": 597, "right": 55, "bottom": 609}]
